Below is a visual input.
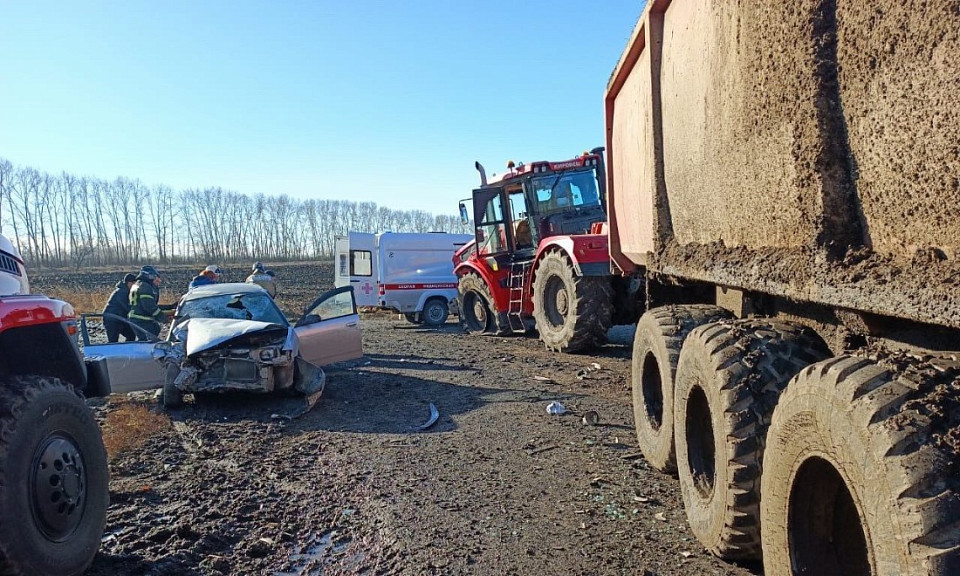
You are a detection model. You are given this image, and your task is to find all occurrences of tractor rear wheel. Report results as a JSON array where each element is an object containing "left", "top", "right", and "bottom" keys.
[
  {"left": 0, "top": 376, "right": 108, "bottom": 576},
  {"left": 673, "top": 319, "right": 830, "bottom": 559},
  {"left": 762, "top": 355, "right": 960, "bottom": 576},
  {"left": 531, "top": 251, "right": 612, "bottom": 353},
  {"left": 631, "top": 305, "right": 731, "bottom": 472}
]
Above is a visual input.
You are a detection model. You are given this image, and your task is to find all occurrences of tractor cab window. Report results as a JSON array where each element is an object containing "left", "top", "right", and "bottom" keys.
[
  {"left": 532, "top": 169, "right": 601, "bottom": 215},
  {"left": 508, "top": 188, "right": 533, "bottom": 249},
  {"left": 474, "top": 190, "right": 509, "bottom": 255}
]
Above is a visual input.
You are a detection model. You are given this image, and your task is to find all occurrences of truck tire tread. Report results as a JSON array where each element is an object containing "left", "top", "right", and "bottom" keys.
[
  {"left": 761, "top": 355, "right": 960, "bottom": 575},
  {"left": 632, "top": 305, "right": 732, "bottom": 472},
  {"left": 674, "top": 319, "right": 830, "bottom": 559}
]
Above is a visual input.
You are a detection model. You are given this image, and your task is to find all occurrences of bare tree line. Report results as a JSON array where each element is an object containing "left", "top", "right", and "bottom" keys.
[{"left": 0, "top": 158, "right": 469, "bottom": 267}]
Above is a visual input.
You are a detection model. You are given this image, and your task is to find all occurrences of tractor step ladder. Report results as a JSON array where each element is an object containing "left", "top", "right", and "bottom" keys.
[{"left": 507, "top": 261, "right": 530, "bottom": 332}]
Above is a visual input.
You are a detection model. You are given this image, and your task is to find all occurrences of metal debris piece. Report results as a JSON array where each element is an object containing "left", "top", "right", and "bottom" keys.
[
  {"left": 532, "top": 375, "right": 555, "bottom": 383},
  {"left": 546, "top": 401, "right": 567, "bottom": 415},
  {"left": 581, "top": 410, "right": 600, "bottom": 426},
  {"left": 591, "top": 362, "right": 601, "bottom": 370},
  {"left": 419, "top": 403, "right": 439, "bottom": 430},
  {"left": 655, "top": 512, "right": 668, "bottom": 522}
]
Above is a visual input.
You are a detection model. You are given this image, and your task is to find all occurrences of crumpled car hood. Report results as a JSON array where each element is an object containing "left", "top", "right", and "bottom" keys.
[{"left": 179, "top": 318, "right": 293, "bottom": 356}]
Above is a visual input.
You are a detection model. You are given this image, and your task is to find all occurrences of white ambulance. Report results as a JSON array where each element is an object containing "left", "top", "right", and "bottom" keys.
[{"left": 334, "top": 231, "right": 473, "bottom": 326}]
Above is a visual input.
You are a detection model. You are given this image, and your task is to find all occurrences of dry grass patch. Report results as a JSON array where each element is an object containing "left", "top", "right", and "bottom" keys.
[
  {"left": 102, "top": 399, "right": 170, "bottom": 461},
  {"left": 41, "top": 287, "right": 112, "bottom": 315}
]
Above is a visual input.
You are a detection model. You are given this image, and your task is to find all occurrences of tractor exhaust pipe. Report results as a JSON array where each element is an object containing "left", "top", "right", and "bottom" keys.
[{"left": 475, "top": 161, "right": 487, "bottom": 187}]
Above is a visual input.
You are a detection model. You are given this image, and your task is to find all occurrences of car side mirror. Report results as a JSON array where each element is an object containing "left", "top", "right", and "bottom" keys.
[
  {"left": 459, "top": 202, "right": 470, "bottom": 226},
  {"left": 476, "top": 229, "right": 485, "bottom": 242}
]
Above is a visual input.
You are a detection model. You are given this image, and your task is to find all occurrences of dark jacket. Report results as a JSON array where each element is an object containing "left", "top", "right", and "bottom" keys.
[
  {"left": 189, "top": 274, "right": 215, "bottom": 290},
  {"left": 128, "top": 276, "right": 163, "bottom": 322},
  {"left": 103, "top": 280, "right": 131, "bottom": 318}
]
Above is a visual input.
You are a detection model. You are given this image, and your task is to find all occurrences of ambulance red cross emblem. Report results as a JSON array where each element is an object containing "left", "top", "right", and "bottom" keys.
[{"left": 361, "top": 283, "right": 373, "bottom": 295}]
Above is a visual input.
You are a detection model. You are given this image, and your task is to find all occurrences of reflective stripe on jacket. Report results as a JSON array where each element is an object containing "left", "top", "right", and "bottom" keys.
[{"left": 128, "top": 280, "right": 162, "bottom": 321}]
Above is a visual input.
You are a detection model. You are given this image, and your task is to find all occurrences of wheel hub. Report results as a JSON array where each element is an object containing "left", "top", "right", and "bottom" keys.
[
  {"left": 555, "top": 288, "right": 569, "bottom": 316},
  {"left": 32, "top": 436, "right": 86, "bottom": 540},
  {"left": 473, "top": 298, "right": 487, "bottom": 323}
]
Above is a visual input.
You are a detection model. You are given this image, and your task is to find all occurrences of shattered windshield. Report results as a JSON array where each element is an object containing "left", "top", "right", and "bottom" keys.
[{"left": 178, "top": 293, "right": 288, "bottom": 325}]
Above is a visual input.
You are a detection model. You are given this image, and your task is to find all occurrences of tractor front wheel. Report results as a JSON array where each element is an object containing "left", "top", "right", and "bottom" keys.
[{"left": 531, "top": 251, "right": 612, "bottom": 353}]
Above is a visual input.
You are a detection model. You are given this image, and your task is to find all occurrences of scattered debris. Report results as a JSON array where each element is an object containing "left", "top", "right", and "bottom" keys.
[
  {"left": 419, "top": 403, "right": 439, "bottom": 430},
  {"left": 532, "top": 375, "right": 555, "bottom": 383},
  {"left": 546, "top": 401, "right": 567, "bottom": 415},
  {"left": 528, "top": 444, "right": 559, "bottom": 456},
  {"left": 633, "top": 495, "right": 651, "bottom": 503},
  {"left": 581, "top": 410, "right": 600, "bottom": 426},
  {"left": 654, "top": 512, "right": 668, "bottom": 522}
]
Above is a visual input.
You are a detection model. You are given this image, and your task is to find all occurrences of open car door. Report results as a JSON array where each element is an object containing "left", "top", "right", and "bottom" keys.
[
  {"left": 294, "top": 286, "right": 363, "bottom": 366},
  {"left": 80, "top": 313, "right": 166, "bottom": 394}
]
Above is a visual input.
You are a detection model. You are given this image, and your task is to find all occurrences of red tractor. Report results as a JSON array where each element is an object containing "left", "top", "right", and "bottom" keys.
[{"left": 454, "top": 148, "right": 637, "bottom": 352}]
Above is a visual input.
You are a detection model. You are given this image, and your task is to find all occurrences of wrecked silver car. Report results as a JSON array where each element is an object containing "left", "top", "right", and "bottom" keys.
[{"left": 81, "top": 283, "right": 363, "bottom": 409}]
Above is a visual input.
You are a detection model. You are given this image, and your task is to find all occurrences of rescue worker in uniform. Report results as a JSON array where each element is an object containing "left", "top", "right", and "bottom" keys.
[
  {"left": 188, "top": 264, "right": 222, "bottom": 290},
  {"left": 128, "top": 265, "right": 170, "bottom": 340},
  {"left": 102, "top": 273, "right": 137, "bottom": 342},
  {"left": 245, "top": 261, "right": 277, "bottom": 298}
]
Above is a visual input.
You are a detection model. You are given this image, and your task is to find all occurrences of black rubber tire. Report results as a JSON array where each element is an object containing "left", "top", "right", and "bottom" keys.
[
  {"left": 162, "top": 364, "right": 184, "bottom": 410},
  {"left": 421, "top": 298, "right": 449, "bottom": 327},
  {"left": 761, "top": 355, "right": 960, "bottom": 576},
  {"left": 631, "top": 305, "right": 731, "bottom": 473},
  {"left": 673, "top": 319, "right": 830, "bottom": 559},
  {"left": 0, "top": 376, "right": 108, "bottom": 576},
  {"left": 403, "top": 313, "right": 422, "bottom": 325},
  {"left": 457, "top": 273, "right": 508, "bottom": 335},
  {"left": 531, "top": 250, "right": 612, "bottom": 353}
]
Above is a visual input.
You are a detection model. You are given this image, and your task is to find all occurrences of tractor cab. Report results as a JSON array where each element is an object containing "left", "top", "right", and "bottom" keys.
[{"left": 459, "top": 149, "right": 607, "bottom": 261}]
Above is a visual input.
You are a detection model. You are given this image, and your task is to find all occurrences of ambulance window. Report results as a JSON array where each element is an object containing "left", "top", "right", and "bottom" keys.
[
  {"left": 339, "top": 254, "right": 348, "bottom": 276},
  {"left": 350, "top": 250, "right": 372, "bottom": 276}
]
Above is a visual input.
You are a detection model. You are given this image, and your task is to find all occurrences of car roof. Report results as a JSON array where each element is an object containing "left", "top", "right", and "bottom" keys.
[{"left": 180, "top": 282, "right": 267, "bottom": 302}]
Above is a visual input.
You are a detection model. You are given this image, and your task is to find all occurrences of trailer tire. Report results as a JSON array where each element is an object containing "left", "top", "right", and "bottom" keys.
[
  {"left": 632, "top": 305, "right": 731, "bottom": 472},
  {"left": 761, "top": 356, "right": 960, "bottom": 576},
  {"left": 0, "top": 376, "right": 108, "bottom": 576},
  {"left": 458, "top": 273, "right": 508, "bottom": 335},
  {"left": 674, "top": 319, "right": 830, "bottom": 559},
  {"left": 162, "top": 364, "right": 184, "bottom": 410},
  {"left": 421, "top": 298, "right": 449, "bottom": 327},
  {"left": 532, "top": 251, "right": 612, "bottom": 353}
]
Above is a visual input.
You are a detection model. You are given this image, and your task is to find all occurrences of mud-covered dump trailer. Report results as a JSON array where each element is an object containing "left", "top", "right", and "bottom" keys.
[{"left": 604, "top": 2, "right": 960, "bottom": 574}]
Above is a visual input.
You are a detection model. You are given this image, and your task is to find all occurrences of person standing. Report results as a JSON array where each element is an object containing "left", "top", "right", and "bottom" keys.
[
  {"left": 245, "top": 261, "right": 277, "bottom": 298},
  {"left": 102, "top": 273, "right": 137, "bottom": 342},
  {"left": 128, "top": 265, "right": 166, "bottom": 340},
  {"left": 189, "top": 264, "right": 222, "bottom": 290}
]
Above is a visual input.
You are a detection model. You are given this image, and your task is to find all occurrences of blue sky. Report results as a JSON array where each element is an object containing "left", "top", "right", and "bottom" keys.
[{"left": 0, "top": 1, "right": 644, "bottom": 213}]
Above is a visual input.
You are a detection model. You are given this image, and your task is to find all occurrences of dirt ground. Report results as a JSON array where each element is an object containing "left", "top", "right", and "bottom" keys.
[
  {"left": 81, "top": 316, "right": 758, "bottom": 576},
  {"left": 31, "top": 263, "right": 758, "bottom": 575}
]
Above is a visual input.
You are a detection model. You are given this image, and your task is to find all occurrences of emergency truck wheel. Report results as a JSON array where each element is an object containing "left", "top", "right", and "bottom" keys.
[
  {"left": 532, "top": 251, "right": 612, "bottom": 353},
  {"left": 162, "top": 364, "right": 184, "bottom": 410},
  {"left": 458, "top": 273, "right": 494, "bottom": 334},
  {"left": 422, "top": 298, "right": 449, "bottom": 327},
  {"left": 673, "top": 320, "right": 829, "bottom": 559},
  {"left": 762, "top": 356, "right": 960, "bottom": 576},
  {"left": 403, "top": 313, "right": 422, "bottom": 325},
  {"left": 0, "top": 376, "right": 108, "bottom": 576}
]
